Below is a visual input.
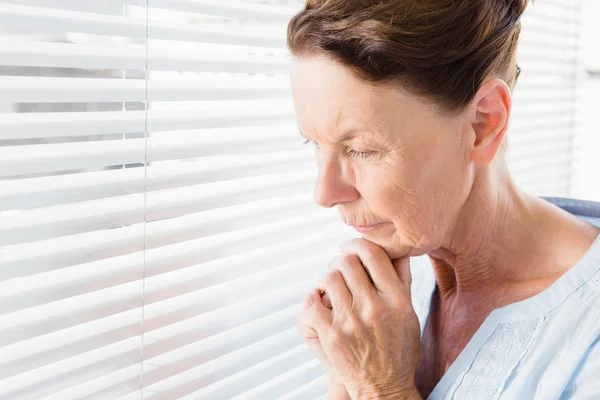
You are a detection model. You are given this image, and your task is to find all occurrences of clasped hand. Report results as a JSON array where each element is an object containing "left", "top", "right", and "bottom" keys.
[{"left": 302, "top": 238, "right": 422, "bottom": 400}]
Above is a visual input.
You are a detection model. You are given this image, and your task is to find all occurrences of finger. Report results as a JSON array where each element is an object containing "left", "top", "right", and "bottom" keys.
[
  {"left": 317, "top": 270, "right": 352, "bottom": 313},
  {"left": 304, "top": 290, "right": 333, "bottom": 333},
  {"left": 339, "top": 238, "right": 398, "bottom": 294},
  {"left": 296, "top": 306, "right": 318, "bottom": 339},
  {"left": 328, "top": 254, "right": 377, "bottom": 299},
  {"left": 296, "top": 307, "right": 331, "bottom": 369},
  {"left": 320, "top": 291, "right": 332, "bottom": 310},
  {"left": 314, "top": 274, "right": 332, "bottom": 309},
  {"left": 392, "top": 257, "right": 412, "bottom": 299}
]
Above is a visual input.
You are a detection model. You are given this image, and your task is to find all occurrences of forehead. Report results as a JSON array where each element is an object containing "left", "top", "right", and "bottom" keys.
[
  {"left": 291, "top": 56, "right": 386, "bottom": 124},
  {"left": 289, "top": 55, "right": 432, "bottom": 141}
]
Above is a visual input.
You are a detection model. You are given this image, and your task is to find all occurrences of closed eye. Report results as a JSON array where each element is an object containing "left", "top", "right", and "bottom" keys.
[
  {"left": 348, "top": 148, "right": 375, "bottom": 158},
  {"left": 303, "top": 139, "right": 319, "bottom": 148}
]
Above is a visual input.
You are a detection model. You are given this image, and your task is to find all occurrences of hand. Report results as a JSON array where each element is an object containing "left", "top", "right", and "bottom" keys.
[
  {"left": 303, "top": 238, "right": 422, "bottom": 399},
  {"left": 297, "top": 300, "right": 350, "bottom": 398}
]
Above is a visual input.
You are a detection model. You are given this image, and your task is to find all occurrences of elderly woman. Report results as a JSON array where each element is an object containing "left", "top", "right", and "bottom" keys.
[{"left": 288, "top": 0, "right": 600, "bottom": 399}]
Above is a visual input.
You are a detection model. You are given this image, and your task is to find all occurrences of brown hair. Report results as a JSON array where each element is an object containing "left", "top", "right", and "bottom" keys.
[{"left": 287, "top": 0, "right": 529, "bottom": 113}]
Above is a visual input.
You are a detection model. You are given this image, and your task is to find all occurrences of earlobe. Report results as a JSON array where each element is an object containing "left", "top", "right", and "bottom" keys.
[{"left": 470, "top": 79, "right": 511, "bottom": 165}]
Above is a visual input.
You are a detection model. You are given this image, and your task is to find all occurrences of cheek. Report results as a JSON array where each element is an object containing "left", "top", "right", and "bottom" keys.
[
  {"left": 357, "top": 154, "right": 467, "bottom": 246},
  {"left": 358, "top": 161, "right": 428, "bottom": 224}
]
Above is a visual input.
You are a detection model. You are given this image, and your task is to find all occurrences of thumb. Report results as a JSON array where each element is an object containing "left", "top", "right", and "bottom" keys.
[{"left": 392, "top": 257, "right": 412, "bottom": 299}]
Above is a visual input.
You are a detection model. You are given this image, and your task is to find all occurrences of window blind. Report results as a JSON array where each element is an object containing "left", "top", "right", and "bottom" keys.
[
  {"left": 576, "top": 0, "right": 600, "bottom": 202},
  {"left": 0, "top": 0, "right": 585, "bottom": 399},
  {"left": 0, "top": 0, "right": 352, "bottom": 398},
  {"left": 509, "top": 0, "right": 583, "bottom": 196}
]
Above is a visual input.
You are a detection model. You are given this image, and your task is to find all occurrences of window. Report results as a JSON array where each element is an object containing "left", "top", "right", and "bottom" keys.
[
  {"left": 510, "top": 0, "right": 584, "bottom": 196},
  {"left": 577, "top": 0, "right": 600, "bottom": 202},
  {"left": 0, "top": 1, "right": 350, "bottom": 398}
]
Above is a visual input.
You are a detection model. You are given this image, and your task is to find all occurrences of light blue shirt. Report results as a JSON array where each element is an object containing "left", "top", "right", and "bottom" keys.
[{"left": 410, "top": 197, "right": 600, "bottom": 400}]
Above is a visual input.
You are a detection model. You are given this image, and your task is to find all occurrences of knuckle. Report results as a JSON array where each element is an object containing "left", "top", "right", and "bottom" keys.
[
  {"left": 361, "top": 308, "right": 375, "bottom": 321},
  {"left": 389, "top": 293, "right": 407, "bottom": 310},
  {"left": 361, "top": 303, "right": 382, "bottom": 321},
  {"left": 357, "top": 239, "right": 383, "bottom": 257},
  {"left": 341, "top": 254, "right": 358, "bottom": 267},
  {"left": 324, "top": 270, "right": 340, "bottom": 286},
  {"left": 330, "top": 255, "right": 359, "bottom": 276},
  {"left": 327, "top": 255, "right": 343, "bottom": 271},
  {"left": 327, "top": 330, "right": 343, "bottom": 349},
  {"left": 362, "top": 247, "right": 379, "bottom": 264},
  {"left": 344, "top": 255, "right": 364, "bottom": 273}
]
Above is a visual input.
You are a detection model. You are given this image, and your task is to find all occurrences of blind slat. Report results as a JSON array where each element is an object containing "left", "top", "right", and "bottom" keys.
[
  {"left": 1, "top": 212, "right": 344, "bottom": 280},
  {"left": 179, "top": 346, "right": 317, "bottom": 400},
  {"left": 139, "top": 333, "right": 308, "bottom": 399},
  {"left": 0, "top": 76, "right": 290, "bottom": 103},
  {"left": 1, "top": 277, "right": 321, "bottom": 384},
  {"left": 0, "top": 234, "right": 337, "bottom": 318},
  {"left": 230, "top": 359, "right": 324, "bottom": 400},
  {"left": 126, "top": 0, "right": 297, "bottom": 22},
  {"left": 0, "top": 258, "right": 318, "bottom": 357},
  {"left": 0, "top": 150, "right": 313, "bottom": 210},
  {"left": 1, "top": 134, "right": 303, "bottom": 176},
  {"left": 276, "top": 374, "right": 328, "bottom": 400},
  {"left": 1, "top": 174, "right": 314, "bottom": 245},
  {"left": 0, "top": 110, "right": 295, "bottom": 140},
  {"left": 0, "top": 4, "right": 285, "bottom": 47},
  {"left": 0, "top": 41, "right": 290, "bottom": 72}
]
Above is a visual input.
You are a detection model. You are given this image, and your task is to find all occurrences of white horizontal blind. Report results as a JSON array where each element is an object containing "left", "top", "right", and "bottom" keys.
[
  {"left": 509, "top": 0, "right": 583, "bottom": 196},
  {"left": 0, "top": 0, "right": 353, "bottom": 398},
  {"left": 575, "top": 0, "right": 600, "bottom": 202}
]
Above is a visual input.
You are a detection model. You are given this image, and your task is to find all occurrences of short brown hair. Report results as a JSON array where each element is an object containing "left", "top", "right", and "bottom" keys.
[{"left": 287, "top": 0, "right": 529, "bottom": 113}]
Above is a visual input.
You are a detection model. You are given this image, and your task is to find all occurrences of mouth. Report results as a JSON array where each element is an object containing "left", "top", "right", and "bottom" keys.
[{"left": 350, "top": 223, "right": 387, "bottom": 233}]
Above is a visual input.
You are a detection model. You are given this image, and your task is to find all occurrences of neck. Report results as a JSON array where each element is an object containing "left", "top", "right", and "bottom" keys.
[{"left": 428, "top": 156, "right": 599, "bottom": 304}]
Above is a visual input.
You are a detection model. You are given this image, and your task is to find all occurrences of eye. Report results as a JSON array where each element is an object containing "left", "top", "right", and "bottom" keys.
[
  {"left": 302, "top": 139, "right": 319, "bottom": 148},
  {"left": 348, "top": 148, "right": 375, "bottom": 158}
]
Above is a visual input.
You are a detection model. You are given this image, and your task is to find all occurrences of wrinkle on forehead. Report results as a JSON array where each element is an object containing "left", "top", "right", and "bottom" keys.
[{"left": 291, "top": 55, "right": 444, "bottom": 150}]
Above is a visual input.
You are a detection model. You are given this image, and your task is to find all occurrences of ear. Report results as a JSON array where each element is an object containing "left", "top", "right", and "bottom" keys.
[{"left": 470, "top": 79, "right": 511, "bottom": 165}]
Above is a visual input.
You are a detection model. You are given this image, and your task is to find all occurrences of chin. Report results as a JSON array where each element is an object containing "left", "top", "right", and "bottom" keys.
[
  {"left": 372, "top": 237, "right": 431, "bottom": 260},
  {"left": 357, "top": 228, "right": 430, "bottom": 260},
  {"left": 362, "top": 238, "right": 413, "bottom": 260}
]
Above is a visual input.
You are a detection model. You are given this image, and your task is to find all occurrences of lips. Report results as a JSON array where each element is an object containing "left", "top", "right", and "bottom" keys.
[
  {"left": 351, "top": 223, "right": 386, "bottom": 233},
  {"left": 342, "top": 218, "right": 386, "bottom": 227},
  {"left": 343, "top": 220, "right": 386, "bottom": 227},
  {"left": 340, "top": 213, "right": 388, "bottom": 232}
]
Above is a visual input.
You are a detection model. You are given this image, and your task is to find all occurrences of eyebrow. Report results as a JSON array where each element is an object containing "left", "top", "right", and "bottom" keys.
[{"left": 297, "top": 126, "right": 361, "bottom": 143}]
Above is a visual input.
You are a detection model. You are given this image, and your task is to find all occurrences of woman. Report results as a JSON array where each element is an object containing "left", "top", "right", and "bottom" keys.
[{"left": 288, "top": 1, "right": 600, "bottom": 399}]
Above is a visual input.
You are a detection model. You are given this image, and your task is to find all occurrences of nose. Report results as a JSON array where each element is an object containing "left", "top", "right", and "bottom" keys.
[{"left": 313, "top": 155, "right": 359, "bottom": 208}]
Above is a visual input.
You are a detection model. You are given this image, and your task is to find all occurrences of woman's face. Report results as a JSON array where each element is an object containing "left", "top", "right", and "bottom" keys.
[{"left": 290, "top": 55, "right": 476, "bottom": 259}]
